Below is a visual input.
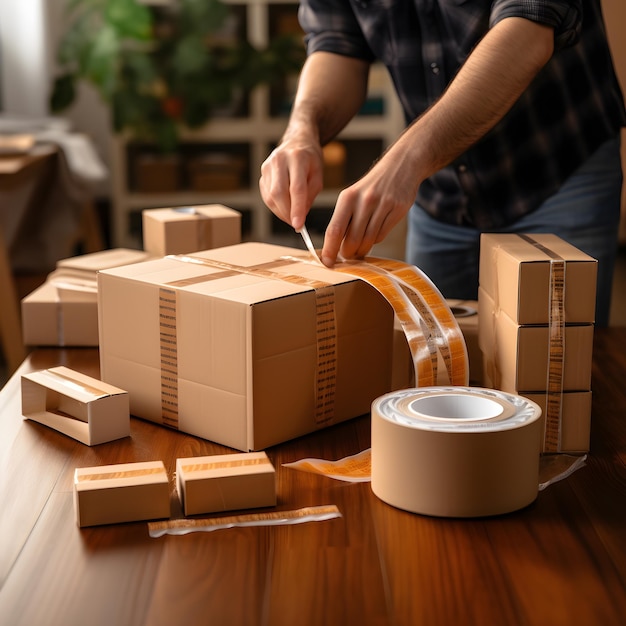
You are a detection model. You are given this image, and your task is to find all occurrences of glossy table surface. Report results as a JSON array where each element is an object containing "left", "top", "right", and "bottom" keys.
[{"left": 0, "top": 330, "right": 625, "bottom": 626}]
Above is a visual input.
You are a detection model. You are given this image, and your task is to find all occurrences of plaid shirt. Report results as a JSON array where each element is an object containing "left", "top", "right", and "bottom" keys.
[{"left": 299, "top": 0, "right": 626, "bottom": 229}]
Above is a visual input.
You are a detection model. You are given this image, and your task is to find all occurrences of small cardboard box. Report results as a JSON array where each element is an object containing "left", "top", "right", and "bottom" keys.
[
  {"left": 478, "top": 288, "right": 593, "bottom": 392},
  {"left": 21, "top": 366, "right": 130, "bottom": 446},
  {"left": 74, "top": 460, "right": 170, "bottom": 527},
  {"left": 142, "top": 205, "right": 242, "bottom": 257},
  {"left": 98, "top": 242, "right": 394, "bottom": 451},
  {"left": 479, "top": 233, "right": 597, "bottom": 324},
  {"left": 177, "top": 451, "right": 276, "bottom": 516},
  {"left": 56, "top": 248, "right": 153, "bottom": 275},
  {"left": 522, "top": 391, "right": 591, "bottom": 453},
  {"left": 22, "top": 280, "right": 99, "bottom": 346},
  {"left": 22, "top": 248, "right": 153, "bottom": 347}
]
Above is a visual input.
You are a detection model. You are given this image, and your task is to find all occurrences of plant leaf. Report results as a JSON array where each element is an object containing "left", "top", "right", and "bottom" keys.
[
  {"left": 105, "top": 0, "right": 152, "bottom": 40},
  {"left": 49, "top": 74, "right": 77, "bottom": 111}
]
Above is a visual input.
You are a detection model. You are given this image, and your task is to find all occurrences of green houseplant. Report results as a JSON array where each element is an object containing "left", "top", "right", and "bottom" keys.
[{"left": 50, "top": 0, "right": 305, "bottom": 153}]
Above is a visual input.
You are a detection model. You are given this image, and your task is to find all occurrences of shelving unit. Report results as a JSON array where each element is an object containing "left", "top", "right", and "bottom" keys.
[{"left": 110, "top": 0, "right": 405, "bottom": 251}]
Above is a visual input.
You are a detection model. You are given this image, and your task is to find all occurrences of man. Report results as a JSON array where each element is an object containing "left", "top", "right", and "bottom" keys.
[{"left": 259, "top": 0, "right": 625, "bottom": 326}]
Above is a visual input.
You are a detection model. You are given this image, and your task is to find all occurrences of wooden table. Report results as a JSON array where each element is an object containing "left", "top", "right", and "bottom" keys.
[
  {"left": 0, "top": 147, "right": 58, "bottom": 372},
  {"left": 0, "top": 145, "right": 105, "bottom": 376},
  {"left": 0, "top": 330, "right": 625, "bottom": 626}
]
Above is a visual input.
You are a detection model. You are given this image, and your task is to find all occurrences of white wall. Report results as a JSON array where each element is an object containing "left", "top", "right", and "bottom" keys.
[
  {"left": 0, "top": 0, "right": 49, "bottom": 116},
  {"left": 0, "top": 0, "right": 112, "bottom": 195}
]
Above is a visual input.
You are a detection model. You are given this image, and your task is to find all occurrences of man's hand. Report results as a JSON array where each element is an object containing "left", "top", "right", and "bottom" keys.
[
  {"left": 258, "top": 52, "right": 370, "bottom": 234},
  {"left": 259, "top": 130, "right": 324, "bottom": 233},
  {"left": 320, "top": 17, "right": 554, "bottom": 266},
  {"left": 321, "top": 141, "right": 421, "bottom": 266}
]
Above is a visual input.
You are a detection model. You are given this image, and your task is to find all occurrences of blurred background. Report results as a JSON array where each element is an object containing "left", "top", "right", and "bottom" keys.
[{"left": 0, "top": 0, "right": 624, "bottom": 385}]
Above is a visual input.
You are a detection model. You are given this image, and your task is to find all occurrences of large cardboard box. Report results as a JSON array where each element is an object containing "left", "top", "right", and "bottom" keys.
[
  {"left": 22, "top": 248, "right": 153, "bottom": 347},
  {"left": 478, "top": 288, "right": 593, "bottom": 392},
  {"left": 142, "top": 205, "right": 241, "bottom": 257},
  {"left": 479, "top": 233, "right": 597, "bottom": 324},
  {"left": 98, "top": 242, "right": 394, "bottom": 451},
  {"left": 22, "top": 366, "right": 129, "bottom": 446},
  {"left": 74, "top": 460, "right": 170, "bottom": 527},
  {"left": 176, "top": 451, "right": 276, "bottom": 516}
]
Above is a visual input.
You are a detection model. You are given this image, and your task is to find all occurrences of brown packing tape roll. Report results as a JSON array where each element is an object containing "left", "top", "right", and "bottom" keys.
[{"left": 371, "top": 387, "right": 542, "bottom": 517}]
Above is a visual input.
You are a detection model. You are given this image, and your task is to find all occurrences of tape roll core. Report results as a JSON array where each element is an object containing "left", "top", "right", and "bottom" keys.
[
  {"left": 371, "top": 387, "right": 542, "bottom": 517},
  {"left": 408, "top": 394, "right": 505, "bottom": 421}
]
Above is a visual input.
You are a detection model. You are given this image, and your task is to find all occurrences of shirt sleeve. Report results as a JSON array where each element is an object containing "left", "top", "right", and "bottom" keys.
[
  {"left": 490, "top": 0, "right": 582, "bottom": 50},
  {"left": 298, "top": 0, "right": 376, "bottom": 62}
]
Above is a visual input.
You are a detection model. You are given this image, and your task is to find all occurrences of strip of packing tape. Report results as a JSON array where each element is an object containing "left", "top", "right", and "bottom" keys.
[
  {"left": 296, "top": 227, "right": 468, "bottom": 387},
  {"left": 517, "top": 234, "right": 566, "bottom": 453},
  {"left": 371, "top": 387, "right": 542, "bottom": 517}
]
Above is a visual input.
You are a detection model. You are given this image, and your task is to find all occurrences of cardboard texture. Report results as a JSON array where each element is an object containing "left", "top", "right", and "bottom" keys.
[
  {"left": 478, "top": 235, "right": 595, "bottom": 454},
  {"left": 98, "top": 242, "right": 394, "bottom": 451},
  {"left": 74, "top": 460, "right": 170, "bottom": 527},
  {"left": 142, "top": 205, "right": 242, "bottom": 257},
  {"left": 478, "top": 288, "right": 593, "bottom": 392},
  {"left": 56, "top": 247, "right": 153, "bottom": 274},
  {"left": 479, "top": 233, "right": 598, "bottom": 324},
  {"left": 22, "top": 281, "right": 99, "bottom": 346},
  {"left": 523, "top": 391, "right": 592, "bottom": 453},
  {"left": 390, "top": 317, "right": 414, "bottom": 391},
  {"left": 22, "top": 248, "right": 153, "bottom": 347},
  {"left": 21, "top": 366, "right": 130, "bottom": 446},
  {"left": 177, "top": 451, "right": 276, "bottom": 516}
]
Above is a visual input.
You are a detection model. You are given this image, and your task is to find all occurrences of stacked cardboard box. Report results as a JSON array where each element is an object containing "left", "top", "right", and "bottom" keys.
[
  {"left": 478, "top": 234, "right": 597, "bottom": 453},
  {"left": 22, "top": 248, "right": 152, "bottom": 347},
  {"left": 98, "top": 242, "right": 395, "bottom": 451},
  {"left": 142, "top": 205, "right": 241, "bottom": 257},
  {"left": 21, "top": 206, "right": 242, "bottom": 348}
]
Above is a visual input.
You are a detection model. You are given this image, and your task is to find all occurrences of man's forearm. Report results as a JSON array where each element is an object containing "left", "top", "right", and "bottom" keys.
[
  {"left": 392, "top": 17, "right": 555, "bottom": 180},
  {"left": 284, "top": 51, "right": 370, "bottom": 146}
]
